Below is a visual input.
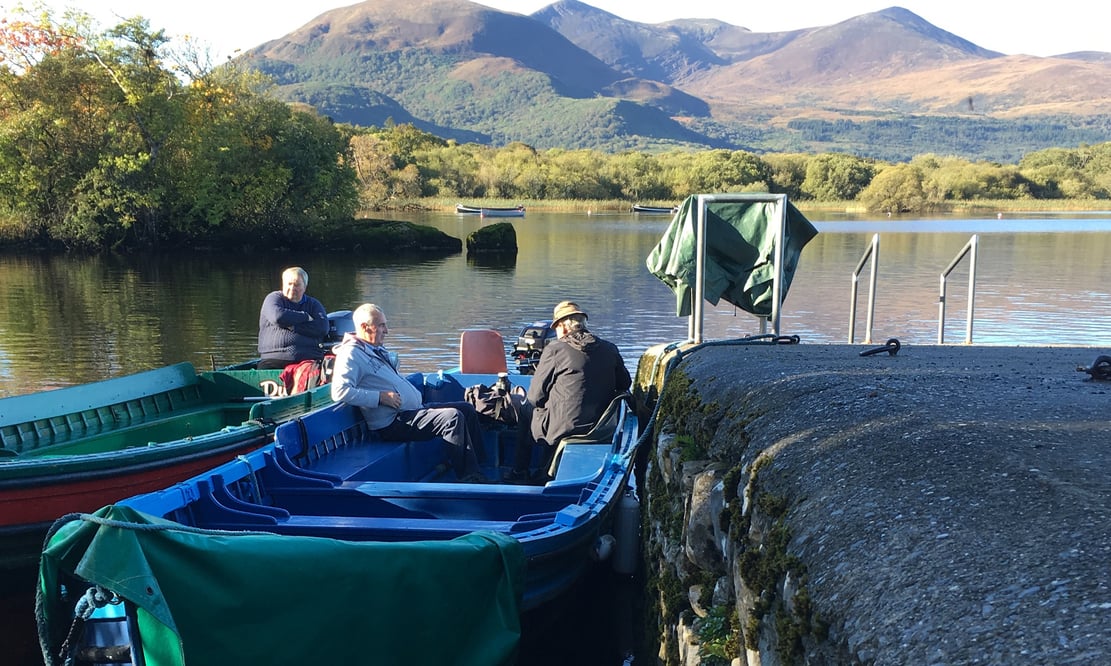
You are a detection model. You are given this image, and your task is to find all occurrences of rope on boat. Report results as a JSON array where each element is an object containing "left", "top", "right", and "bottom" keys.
[
  {"left": 859, "top": 338, "right": 901, "bottom": 357},
  {"left": 56, "top": 585, "right": 118, "bottom": 665},
  {"left": 1077, "top": 355, "right": 1111, "bottom": 381},
  {"left": 47, "top": 510, "right": 280, "bottom": 537},
  {"left": 737, "top": 333, "right": 801, "bottom": 345}
]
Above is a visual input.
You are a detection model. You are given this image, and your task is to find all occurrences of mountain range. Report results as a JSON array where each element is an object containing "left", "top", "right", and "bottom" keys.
[{"left": 239, "top": 0, "right": 1111, "bottom": 162}]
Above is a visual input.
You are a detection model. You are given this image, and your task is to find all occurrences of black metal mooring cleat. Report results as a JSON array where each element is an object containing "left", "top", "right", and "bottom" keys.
[
  {"left": 860, "top": 338, "right": 901, "bottom": 357},
  {"left": 1077, "top": 355, "right": 1111, "bottom": 381}
]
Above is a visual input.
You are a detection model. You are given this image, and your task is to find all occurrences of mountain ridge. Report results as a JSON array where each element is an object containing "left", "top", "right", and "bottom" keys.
[{"left": 239, "top": 0, "right": 1111, "bottom": 161}]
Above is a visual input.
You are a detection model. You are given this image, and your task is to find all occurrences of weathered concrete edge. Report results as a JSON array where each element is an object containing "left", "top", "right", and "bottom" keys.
[{"left": 633, "top": 341, "right": 1111, "bottom": 665}]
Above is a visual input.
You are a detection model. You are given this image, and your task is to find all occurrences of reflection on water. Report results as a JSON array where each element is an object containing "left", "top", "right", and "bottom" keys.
[{"left": 1, "top": 211, "right": 1110, "bottom": 396}]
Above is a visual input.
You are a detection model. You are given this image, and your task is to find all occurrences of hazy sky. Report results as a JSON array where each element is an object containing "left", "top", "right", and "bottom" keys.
[{"left": 15, "top": 0, "right": 1109, "bottom": 60}]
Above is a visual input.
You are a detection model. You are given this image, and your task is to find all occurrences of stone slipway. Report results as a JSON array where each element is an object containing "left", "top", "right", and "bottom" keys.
[{"left": 638, "top": 342, "right": 1110, "bottom": 664}]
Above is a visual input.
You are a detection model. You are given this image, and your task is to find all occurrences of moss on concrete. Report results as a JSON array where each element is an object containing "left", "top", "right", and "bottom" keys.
[
  {"left": 656, "top": 368, "right": 722, "bottom": 460},
  {"left": 637, "top": 344, "right": 831, "bottom": 664}
]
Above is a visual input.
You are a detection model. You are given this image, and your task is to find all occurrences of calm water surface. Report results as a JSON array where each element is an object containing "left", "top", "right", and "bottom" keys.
[
  {"left": 1, "top": 210, "right": 1110, "bottom": 663},
  {"left": 1, "top": 210, "right": 1110, "bottom": 397}
]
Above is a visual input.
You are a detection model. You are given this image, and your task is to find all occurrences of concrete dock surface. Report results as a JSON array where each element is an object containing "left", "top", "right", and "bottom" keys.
[{"left": 645, "top": 342, "right": 1109, "bottom": 664}]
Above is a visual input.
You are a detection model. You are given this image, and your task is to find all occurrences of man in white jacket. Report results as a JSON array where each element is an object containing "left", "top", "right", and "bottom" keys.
[{"left": 331, "top": 303, "right": 486, "bottom": 481}]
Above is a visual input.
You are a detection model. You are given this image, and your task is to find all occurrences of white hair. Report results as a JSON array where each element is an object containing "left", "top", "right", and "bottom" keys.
[
  {"left": 352, "top": 303, "right": 383, "bottom": 327},
  {"left": 282, "top": 266, "right": 308, "bottom": 286}
]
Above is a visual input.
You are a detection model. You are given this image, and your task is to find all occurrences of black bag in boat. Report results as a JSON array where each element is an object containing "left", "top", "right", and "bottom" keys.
[{"left": 464, "top": 383, "right": 526, "bottom": 425}]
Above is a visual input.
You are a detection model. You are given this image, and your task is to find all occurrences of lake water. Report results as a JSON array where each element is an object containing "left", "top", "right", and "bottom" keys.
[
  {"left": 1, "top": 208, "right": 1110, "bottom": 663},
  {"left": 1, "top": 209, "right": 1110, "bottom": 397}
]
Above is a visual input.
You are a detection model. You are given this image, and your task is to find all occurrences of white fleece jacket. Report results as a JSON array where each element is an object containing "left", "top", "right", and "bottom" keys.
[{"left": 330, "top": 333, "right": 423, "bottom": 429}]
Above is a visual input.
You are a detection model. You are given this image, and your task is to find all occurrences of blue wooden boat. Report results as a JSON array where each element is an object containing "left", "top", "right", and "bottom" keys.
[{"left": 37, "top": 365, "right": 642, "bottom": 664}]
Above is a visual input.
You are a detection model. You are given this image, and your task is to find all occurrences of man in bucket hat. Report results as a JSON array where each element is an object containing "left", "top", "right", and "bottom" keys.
[{"left": 507, "top": 300, "right": 631, "bottom": 482}]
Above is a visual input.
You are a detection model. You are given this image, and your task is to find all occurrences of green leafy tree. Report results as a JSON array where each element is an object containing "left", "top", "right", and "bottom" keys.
[
  {"left": 475, "top": 141, "right": 538, "bottom": 199},
  {"left": 603, "top": 151, "right": 669, "bottom": 201},
  {"left": 923, "top": 158, "right": 1034, "bottom": 200},
  {"left": 376, "top": 121, "right": 446, "bottom": 164},
  {"left": 859, "top": 163, "right": 929, "bottom": 213},
  {"left": 801, "top": 153, "right": 877, "bottom": 201},
  {"left": 415, "top": 142, "right": 482, "bottom": 198},
  {"left": 762, "top": 153, "right": 810, "bottom": 200},
  {"left": 1073, "top": 144, "right": 1111, "bottom": 197},
  {"left": 68, "top": 18, "right": 183, "bottom": 247},
  {"left": 671, "top": 149, "right": 772, "bottom": 194},
  {"left": 544, "top": 149, "right": 613, "bottom": 200},
  {"left": 350, "top": 132, "right": 403, "bottom": 208},
  {"left": 0, "top": 10, "right": 112, "bottom": 242}
]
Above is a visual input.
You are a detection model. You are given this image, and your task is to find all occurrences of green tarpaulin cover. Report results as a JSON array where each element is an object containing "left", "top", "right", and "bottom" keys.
[
  {"left": 646, "top": 195, "right": 818, "bottom": 317},
  {"left": 39, "top": 506, "right": 525, "bottom": 666}
]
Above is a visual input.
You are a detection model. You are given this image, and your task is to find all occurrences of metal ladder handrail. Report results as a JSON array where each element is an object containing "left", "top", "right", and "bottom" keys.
[
  {"left": 848, "top": 233, "right": 880, "bottom": 344},
  {"left": 938, "top": 234, "right": 979, "bottom": 344}
]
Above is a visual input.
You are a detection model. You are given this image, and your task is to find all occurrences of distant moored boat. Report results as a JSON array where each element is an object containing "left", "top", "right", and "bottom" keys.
[
  {"left": 631, "top": 204, "right": 678, "bottom": 214},
  {"left": 456, "top": 203, "right": 526, "bottom": 217}
]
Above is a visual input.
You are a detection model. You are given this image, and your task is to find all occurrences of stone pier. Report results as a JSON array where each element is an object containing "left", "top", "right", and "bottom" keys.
[{"left": 633, "top": 341, "right": 1110, "bottom": 665}]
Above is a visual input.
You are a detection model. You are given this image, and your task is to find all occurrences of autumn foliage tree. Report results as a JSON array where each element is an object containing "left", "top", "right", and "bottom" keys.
[{"left": 0, "top": 8, "right": 356, "bottom": 250}]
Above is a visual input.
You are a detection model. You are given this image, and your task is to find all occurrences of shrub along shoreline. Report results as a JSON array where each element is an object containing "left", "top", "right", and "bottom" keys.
[{"left": 0, "top": 218, "right": 462, "bottom": 255}]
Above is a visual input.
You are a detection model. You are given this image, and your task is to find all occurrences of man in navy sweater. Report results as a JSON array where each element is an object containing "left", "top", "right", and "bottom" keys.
[{"left": 257, "top": 266, "right": 329, "bottom": 370}]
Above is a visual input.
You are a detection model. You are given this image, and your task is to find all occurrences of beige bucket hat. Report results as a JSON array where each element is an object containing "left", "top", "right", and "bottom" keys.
[{"left": 552, "top": 300, "right": 587, "bottom": 325}]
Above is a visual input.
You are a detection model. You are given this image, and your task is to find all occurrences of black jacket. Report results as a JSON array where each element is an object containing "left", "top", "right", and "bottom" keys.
[{"left": 526, "top": 330, "right": 631, "bottom": 446}]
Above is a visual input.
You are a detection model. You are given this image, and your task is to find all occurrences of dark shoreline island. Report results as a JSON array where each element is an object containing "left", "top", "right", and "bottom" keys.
[
  {"left": 300, "top": 218, "right": 462, "bottom": 253},
  {"left": 0, "top": 218, "right": 464, "bottom": 255}
]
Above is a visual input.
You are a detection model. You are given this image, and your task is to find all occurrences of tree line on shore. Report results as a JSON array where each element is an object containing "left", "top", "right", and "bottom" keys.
[
  {"left": 351, "top": 124, "right": 1111, "bottom": 212},
  {"left": 2, "top": 10, "right": 1109, "bottom": 251}
]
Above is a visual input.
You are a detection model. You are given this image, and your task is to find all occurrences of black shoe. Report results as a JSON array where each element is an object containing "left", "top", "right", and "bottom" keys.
[{"left": 460, "top": 473, "right": 491, "bottom": 484}]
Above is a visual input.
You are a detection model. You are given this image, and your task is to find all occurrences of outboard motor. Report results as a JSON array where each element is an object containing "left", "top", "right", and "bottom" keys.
[
  {"left": 511, "top": 320, "right": 556, "bottom": 374},
  {"left": 324, "top": 310, "right": 355, "bottom": 351}
]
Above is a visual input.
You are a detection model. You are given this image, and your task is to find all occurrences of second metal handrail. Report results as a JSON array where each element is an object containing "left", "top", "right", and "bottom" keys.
[
  {"left": 848, "top": 234, "right": 880, "bottom": 344},
  {"left": 938, "top": 235, "right": 979, "bottom": 344}
]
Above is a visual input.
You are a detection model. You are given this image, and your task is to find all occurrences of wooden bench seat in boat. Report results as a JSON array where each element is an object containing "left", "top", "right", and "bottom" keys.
[
  {"left": 546, "top": 393, "right": 630, "bottom": 479},
  {"left": 277, "top": 392, "right": 507, "bottom": 481},
  {"left": 184, "top": 478, "right": 588, "bottom": 539},
  {"left": 551, "top": 444, "right": 615, "bottom": 482}
]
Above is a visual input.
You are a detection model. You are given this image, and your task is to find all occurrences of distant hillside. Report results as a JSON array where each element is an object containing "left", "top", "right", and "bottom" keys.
[{"left": 239, "top": 0, "right": 1111, "bottom": 161}]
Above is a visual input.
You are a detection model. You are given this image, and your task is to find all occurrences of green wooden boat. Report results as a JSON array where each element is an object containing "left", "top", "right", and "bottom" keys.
[{"left": 0, "top": 362, "right": 333, "bottom": 571}]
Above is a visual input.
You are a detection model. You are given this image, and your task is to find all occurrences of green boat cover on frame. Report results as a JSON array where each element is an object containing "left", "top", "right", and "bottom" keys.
[
  {"left": 38, "top": 506, "right": 525, "bottom": 666},
  {"left": 646, "top": 195, "right": 819, "bottom": 317}
]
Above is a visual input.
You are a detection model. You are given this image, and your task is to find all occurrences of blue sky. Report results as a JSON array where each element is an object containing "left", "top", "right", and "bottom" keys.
[{"left": 15, "top": 0, "right": 1109, "bottom": 60}]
